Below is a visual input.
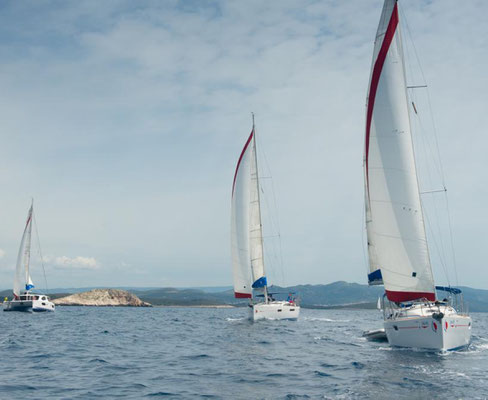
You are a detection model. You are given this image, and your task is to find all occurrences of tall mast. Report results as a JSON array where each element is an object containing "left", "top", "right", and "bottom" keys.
[
  {"left": 24, "top": 200, "right": 33, "bottom": 291},
  {"left": 251, "top": 113, "right": 268, "bottom": 304}
]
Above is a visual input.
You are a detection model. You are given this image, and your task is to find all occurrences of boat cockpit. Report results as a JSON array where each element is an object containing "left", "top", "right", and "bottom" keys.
[{"left": 17, "top": 293, "right": 50, "bottom": 301}]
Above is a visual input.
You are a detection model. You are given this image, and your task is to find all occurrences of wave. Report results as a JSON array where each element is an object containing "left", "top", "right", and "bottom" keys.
[{"left": 303, "top": 317, "right": 351, "bottom": 322}]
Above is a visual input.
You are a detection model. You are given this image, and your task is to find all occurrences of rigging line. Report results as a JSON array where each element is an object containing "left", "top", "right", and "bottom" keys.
[
  {"left": 411, "top": 104, "right": 444, "bottom": 181},
  {"left": 401, "top": 1, "right": 448, "bottom": 186},
  {"left": 420, "top": 188, "right": 447, "bottom": 195},
  {"left": 416, "top": 111, "right": 449, "bottom": 268},
  {"left": 413, "top": 117, "right": 452, "bottom": 285},
  {"left": 412, "top": 98, "right": 453, "bottom": 284},
  {"left": 258, "top": 167, "right": 278, "bottom": 278},
  {"left": 259, "top": 142, "right": 286, "bottom": 286},
  {"left": 33, "top": 211, "right": 49, "bottom": 294},
  {"left": 402, "top": 4, "right": 457, "bottom": 284},
  {"left": 444, "top": 193, "right": 459, "bottom": 286},
  {"left": 422, "top": 202, "right": 451, "bottom": 287},
  {"left": 416, "top": 114, "right": 450, "bottom": 283},
  {"left": 259, "top": 182, "right": 277, "bottom": 281}
]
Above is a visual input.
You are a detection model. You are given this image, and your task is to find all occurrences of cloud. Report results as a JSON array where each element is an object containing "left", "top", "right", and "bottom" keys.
[
  {"left": 46, "top": 255, "right": 99, "bottom": 270},
  {"left": 0, "top": 249, "right": 5, "bottom": 259},
  {"left": 0, "top": 1, "right": 486, "bottom": 288}
]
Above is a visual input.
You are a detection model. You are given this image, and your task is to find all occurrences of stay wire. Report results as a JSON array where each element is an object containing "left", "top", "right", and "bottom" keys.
[
  {"left": 33, "top": 211, "right": 49, "bottom": 294},
  {"left": 259, "top": 138, "right": 286, "bottom": 287},
  {"left": 401, "top": 3, "right": 459, "bottom": 286}
]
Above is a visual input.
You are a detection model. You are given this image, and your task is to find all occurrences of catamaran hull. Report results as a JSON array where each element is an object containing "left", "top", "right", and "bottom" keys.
[
  {"left": 3, "top": 299, "right": 55, "bottom": 312},
  {"left": 384, "top": 315, "right": 471, "bottom": 351},
  {"left": 251, "top": 301, "right": 299, "bottom": 321}
]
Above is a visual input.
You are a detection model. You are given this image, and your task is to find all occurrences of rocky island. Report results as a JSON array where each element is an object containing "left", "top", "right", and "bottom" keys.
[{"left": 53, "top": 289, "right": 152, "bottom": 307}]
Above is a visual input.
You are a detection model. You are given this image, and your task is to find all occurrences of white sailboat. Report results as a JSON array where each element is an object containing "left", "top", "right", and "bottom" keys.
[
  {"left": 364, "top": 0, "right": 471, "bottom": 350},
  {"left": 231, "top": 115, "right": 299, "bottom": 321},
  {"left": 3, "top": 202, "right": 55, "bottom": 312}
]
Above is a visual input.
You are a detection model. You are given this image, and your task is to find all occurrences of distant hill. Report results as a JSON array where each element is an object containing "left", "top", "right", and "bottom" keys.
[
  {"left": 135, "top": 282, "right": 488, "bottom": 311},
  {"left": 2, "top": 282, "right": 488, "bottom": 311}
]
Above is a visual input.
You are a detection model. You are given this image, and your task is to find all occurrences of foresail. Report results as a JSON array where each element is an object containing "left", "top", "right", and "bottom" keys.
[
  {"left": 249, "top": 135, "right": 266, "bottom": 289},
  {"left": 231, "top": 131, "right": 254, "bottom": 298},
  {"left": 365, "top": 180, "right": 382, "bottom": 285},
  {"left": 13, "top": 205, "right": 34, "bottom": 297},
  {"left": 364, "top": 0, "right": 435, "bottom": 302}
]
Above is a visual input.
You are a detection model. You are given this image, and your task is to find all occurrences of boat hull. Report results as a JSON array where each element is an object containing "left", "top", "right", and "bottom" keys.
[
  {"left": 3, "top": 299, "right": 55, "bottom": 312},
  {"left": 363, "top": 328, "right": 387, "bottom": 342},
  {"left": 251, "top": 301, "right": 299, "bottom": 321},
  {"left": 384, "top": 314, "right": 471, "bottom": 351}
]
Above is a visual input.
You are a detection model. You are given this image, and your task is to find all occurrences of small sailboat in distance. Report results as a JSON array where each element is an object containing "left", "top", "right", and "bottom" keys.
[
  {"left": 3, "top": 201, "right": 55, "bottom": 312},
  {"left": 363, "top": 0, "right": 471, "bottom": 350},
  {"left": 231, "top": 114, "right": 299, "bottom": 321}
]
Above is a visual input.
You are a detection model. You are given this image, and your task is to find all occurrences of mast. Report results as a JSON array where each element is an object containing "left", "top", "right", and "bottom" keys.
[
  {"left": 24, "top": 200, "right": 33, "bottom": 290},
  {"left": 251, "top": 113, "right": 268, "bottom": 303},
  {"left": 13, "top": 201, "right": 35, "bottom": 298}
]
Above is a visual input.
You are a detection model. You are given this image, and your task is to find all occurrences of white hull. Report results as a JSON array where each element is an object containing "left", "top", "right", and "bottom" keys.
[
  {"left": 251, "top": 301, "right": 299, "bottom": 321},
  {"left": 384, "top": 303, "right": 471, "bottom": 351},
  {"left": 363, "top": 328, "right": 387, "bottom": 342},
  {"left": 3, "top": 298, "right": 55, "bottom": 312}
]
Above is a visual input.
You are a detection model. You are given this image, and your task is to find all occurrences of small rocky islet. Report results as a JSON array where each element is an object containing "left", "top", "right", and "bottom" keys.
[{"left": 53, "top": 289, "right": 152, "bottom": 307}]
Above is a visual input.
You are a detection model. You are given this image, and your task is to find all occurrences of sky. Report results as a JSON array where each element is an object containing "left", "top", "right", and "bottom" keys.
[{"left": 0, "top": 0, "right": 486, "bottom": 290}]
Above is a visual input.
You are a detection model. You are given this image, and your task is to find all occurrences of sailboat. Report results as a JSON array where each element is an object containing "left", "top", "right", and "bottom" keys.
[
  {"left": 3, "top": 202, "right": 55, "bottom": 312},
  {"left": 231, "top": 115, "right": 299, "bottom": 321},
  {"left": 364, "top": 0, "right": 471, "bottom": 350}
]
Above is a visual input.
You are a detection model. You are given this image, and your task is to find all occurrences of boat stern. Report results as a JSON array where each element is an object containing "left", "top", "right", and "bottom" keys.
[
  {"left": 32, "top": 298, "right": 55, "bottom": 312},
  {"left": 385, "top": 314, "right": 471, "bottom": 351},
  {"left": 252, "top": 301, "right": 300, "bottom": 321}
]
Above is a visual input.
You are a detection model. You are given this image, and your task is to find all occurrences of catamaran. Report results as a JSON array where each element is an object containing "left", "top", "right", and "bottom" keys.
[
  {"left": 363, "top": 0, "right": 471, "bottom": 350},
  {"left": 3, "top": 202, "right": 55, "bottom": 312},
  {"left": 231, "top": 115, "right": 299, "bottom": 321}
]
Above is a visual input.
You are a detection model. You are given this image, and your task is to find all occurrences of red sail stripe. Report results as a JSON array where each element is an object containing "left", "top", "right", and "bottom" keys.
[
  {"left": 232, "top": 129, "right": 254, "bottom": 197},
  {"left": 365, "top": 2, "right": 399, "bottom": 192},
  {"left": 386, "top": 290, "right": 435, "bottom": 303},
  {"left": 234, "top": 292, "right": 252, "bottom": 299}
]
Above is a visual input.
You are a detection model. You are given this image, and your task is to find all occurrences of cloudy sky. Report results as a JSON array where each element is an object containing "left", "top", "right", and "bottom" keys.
[{"left": 0, "top": 0, "right": 486, "bottom": 290}]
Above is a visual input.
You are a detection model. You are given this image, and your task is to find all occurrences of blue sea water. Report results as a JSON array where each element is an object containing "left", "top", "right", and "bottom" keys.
[{"left": 1, "top": 307, "right": 487, "bottom": 399}]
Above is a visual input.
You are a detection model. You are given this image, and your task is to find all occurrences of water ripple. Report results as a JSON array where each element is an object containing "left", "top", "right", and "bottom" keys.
[{"left": 0, "top": 307, "right": 486, "bottom": 399}]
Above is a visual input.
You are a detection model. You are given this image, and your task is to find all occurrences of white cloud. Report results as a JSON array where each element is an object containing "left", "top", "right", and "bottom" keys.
[
  {"left": 45, "top": 255, "right": 99, "bottom": 270},
  {"left": 0, "top": 249, "right": 5, "bottom": 259},
  {"left": 0, "top": 1, "right": 486, "bottom": 288}
]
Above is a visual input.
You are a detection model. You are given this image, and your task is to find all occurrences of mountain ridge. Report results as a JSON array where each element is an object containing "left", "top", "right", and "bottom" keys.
[{"left": 2, "top": 282, "right": 488, "bottom": 311}]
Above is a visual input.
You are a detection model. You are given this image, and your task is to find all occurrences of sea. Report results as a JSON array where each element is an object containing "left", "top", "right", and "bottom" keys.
[{"left": 1, "top": 307, "right": 487, "bottom": 399}]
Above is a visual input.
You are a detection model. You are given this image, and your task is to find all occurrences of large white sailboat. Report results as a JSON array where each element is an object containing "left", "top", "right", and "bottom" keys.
[
  {"left": 231, "top": 115, "right": 299, "bottom": 321},
  {"left": 3, "top": 202, "right": 55, "bottom": 312},
  {"left": 364, "top": 0, "right": 470, "bottom": 350}
]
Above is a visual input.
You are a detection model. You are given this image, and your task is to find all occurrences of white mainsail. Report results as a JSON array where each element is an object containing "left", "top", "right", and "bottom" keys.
[
  {"left": 364, "top": 0, "right": 435, "bottom": 302},
  {"left": 231, "top": 125, "right": 267, "bottom": 298},
  {"left": 13, "top": 204, "right": 35, "bottom": 298}
]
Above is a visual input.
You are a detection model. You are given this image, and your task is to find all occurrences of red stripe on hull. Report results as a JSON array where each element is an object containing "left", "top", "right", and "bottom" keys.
[
  {"left": 386, "top": 290, "right": 435, "bottom": 303},
  {"left": 365, "top": 3, "right": 399, "bottom": 193},
  {"left": 232, "top": 130, "right": 254, "bottom": 197},
  {"left": 234, "top": 292, "right": 252, "bottom": 299}
]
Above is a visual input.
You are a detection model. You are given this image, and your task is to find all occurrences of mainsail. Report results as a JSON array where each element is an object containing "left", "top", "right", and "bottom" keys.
[
  {"left": 364, "top": 0, "right": 435, "bottom": 302},
  {"left": 231, "top": 124, "right": 267, "bottom": 298},
  {"left": 13, "top": 204, "right": 35, "bottom": 298}
]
